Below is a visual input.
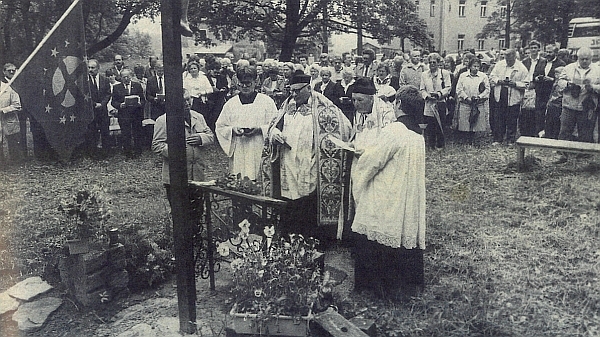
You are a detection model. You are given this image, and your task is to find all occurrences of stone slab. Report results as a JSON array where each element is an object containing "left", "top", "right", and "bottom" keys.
[
  {"left": 7, "top": 276, "right": 53, "bottom": 301},
  {"left": 0, "top": 291, "right": 20, "bottom": 315},
  {"left": 12, "top": 297, "right": 62, "bottom": 332}
]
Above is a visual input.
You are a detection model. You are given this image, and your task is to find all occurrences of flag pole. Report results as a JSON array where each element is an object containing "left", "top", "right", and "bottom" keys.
[{"left": 1, "top": 0, "right": 82, "bottom": 96}]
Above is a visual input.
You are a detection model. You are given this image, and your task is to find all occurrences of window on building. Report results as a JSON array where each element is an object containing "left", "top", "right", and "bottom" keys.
[
  {"left": 480, "top": 1, "right": 487, "bottom": 17},
  {"left": 430, "top": 0, "right": 436, "bottom": 17},
  {"left": 458, "top": 34, "right": 465, "bottom": 50},
  {"left": 415, "top": 0, "right": 420, "bottom": 12},
  {"left": 198, "top": 29, "right": 207, "bottom": 40},
  {"left": 498, "top": 38, "right": 506, "bottom": 49},
  {"left": 458, "top": 0, "right": 466, "bottom": 17},
  {"left": 478, "top": 39, "right": 485, "bottom": 50},
  {"left": 500, "top": 5, "right": 507, "bottom": 18}
]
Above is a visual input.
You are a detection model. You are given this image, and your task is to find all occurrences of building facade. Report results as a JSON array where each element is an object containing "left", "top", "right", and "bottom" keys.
[{"left": 415, "top": 0, "right": 507, "bottom": 53}]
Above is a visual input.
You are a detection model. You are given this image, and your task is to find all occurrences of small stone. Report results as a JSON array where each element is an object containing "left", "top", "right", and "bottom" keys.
[
  {"left": 7, "top": 276, "right": 53, "bottom": 301},
  {"left": 0, "top": 292, "right": 20, "bottom": 315},
  {"left": 12, "top": 297, "right": 62, "bottom": 331}
]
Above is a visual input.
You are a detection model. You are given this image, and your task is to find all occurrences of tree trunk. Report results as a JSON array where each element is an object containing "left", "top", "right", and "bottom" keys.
[
  {"left": 280, "top": 0, "right": 301, "bottom": 61},
  {"left": 2, "top": 6, "right": 15, "bottom": 64},
  {"left": 86, "top": 8, "right": 136, "bottom": 56}
]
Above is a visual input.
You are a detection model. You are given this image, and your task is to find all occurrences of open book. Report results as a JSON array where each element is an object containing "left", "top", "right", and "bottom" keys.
[{"left": 326, "top": 134, "right": 355, "bottom": 152}]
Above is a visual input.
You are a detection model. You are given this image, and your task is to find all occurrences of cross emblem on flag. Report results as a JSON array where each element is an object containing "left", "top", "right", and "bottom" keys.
[{"left": 3, "top": 0, "right": 93, "bottom": 161}]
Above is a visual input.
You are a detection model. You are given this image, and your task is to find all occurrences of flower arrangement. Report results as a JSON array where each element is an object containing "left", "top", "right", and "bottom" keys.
[
  {"left": 218, "top": 220, "right": 330, "bottom": 322},
  {"left": 216, "top": 173, "right": 262, "bottom": 196},
  {"left": 58, "top": 186, "right": 111, "bottom": 242}
]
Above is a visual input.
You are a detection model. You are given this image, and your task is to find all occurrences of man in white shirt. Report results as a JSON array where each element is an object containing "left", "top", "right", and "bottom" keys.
[
  {"left": 520, "top": 40, "right": 547, "bottom": 137},
  {"left": 555, "top": 47, "right": 600, "bottom": 163},
  {"left": 489, "top": 49, "right": 528, "bottom": 144}
]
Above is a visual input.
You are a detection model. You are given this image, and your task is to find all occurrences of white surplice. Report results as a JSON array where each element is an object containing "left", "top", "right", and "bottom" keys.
[
  {"left": 351, "top": 122, "right": 426, "bottom": 249},
  {"left": 215, "top": 93, "right": 279, "bottom": 180}
]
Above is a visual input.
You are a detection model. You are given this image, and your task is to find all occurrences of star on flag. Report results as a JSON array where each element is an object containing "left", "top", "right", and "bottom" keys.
[{"left": 7, "top": 0, "right": 94, "bottom": 161}]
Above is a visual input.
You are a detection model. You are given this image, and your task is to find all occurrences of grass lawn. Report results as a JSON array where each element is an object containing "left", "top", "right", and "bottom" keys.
[{"left": 0, "top": 139, "right": 598, "bottom": 336}]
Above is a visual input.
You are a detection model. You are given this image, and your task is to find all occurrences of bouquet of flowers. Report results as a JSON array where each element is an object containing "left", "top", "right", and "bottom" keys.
[{"left": 58, "top": 186, "right": 111, "bottom": 242}]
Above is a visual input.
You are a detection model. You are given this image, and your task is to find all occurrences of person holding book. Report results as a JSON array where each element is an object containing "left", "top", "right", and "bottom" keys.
[
  {"left": 263, "top": 71, "right": 352, "bottom": 247},
  {"left": 111, "top": 68, "right": 145, "bottom": 158}
]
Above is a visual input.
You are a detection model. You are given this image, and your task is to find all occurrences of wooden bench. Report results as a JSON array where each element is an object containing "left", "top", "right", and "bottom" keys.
[{"left": 516, "top": 136, "right": 600, "bottom": 168}]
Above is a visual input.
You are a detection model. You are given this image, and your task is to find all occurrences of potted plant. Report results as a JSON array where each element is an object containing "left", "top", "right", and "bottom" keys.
[
  {"left": 59, "top": 186, "right": 111, "bottom": 254},
  {"left": 217, "top": 220, "right": 330, "bottom": 337}
]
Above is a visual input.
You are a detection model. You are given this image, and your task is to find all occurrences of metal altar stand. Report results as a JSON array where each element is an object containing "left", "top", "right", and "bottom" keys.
[{"left": 189, "top": 182, "right": 288, "bottom": 290}]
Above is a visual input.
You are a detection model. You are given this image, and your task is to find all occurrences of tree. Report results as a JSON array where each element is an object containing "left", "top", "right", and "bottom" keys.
[
  {"left": 83, "top": 0, "right": 159, "bottom": 56},
  {"left": 477, "top": 0, "right": 599, "bottom": 49},
  {"left": 93, "top": 29, "right": 153, "bottom": 62},
  {"left": 188, "top": 0, "right": 325, "bottom": 61},
  {"left": 0, "top": 0, "right": 158, "bottom": 65},
  {"left": 188, "top": 0, "right": 431, "bottom": 61},
  {"left": 329, "top": 0, "right": 431, "bottom": 51}
]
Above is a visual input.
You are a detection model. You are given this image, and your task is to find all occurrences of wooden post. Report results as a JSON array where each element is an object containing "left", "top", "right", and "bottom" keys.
[
  {"left": 160, "top": 0, "right": 197, "bottom": 334},
  {"left": 517, "top": 146, "right": 525, "bottom": 170}
]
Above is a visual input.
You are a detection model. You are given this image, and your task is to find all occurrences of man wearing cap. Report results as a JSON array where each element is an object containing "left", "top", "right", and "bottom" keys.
[{"left": 262, "top": 71, "right": 352, "bottom": 247}]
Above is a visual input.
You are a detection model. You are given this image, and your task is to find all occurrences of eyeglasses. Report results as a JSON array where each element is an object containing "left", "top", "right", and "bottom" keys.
[{"left": 239, "top": 81, "right": 254, "bottom": 88}]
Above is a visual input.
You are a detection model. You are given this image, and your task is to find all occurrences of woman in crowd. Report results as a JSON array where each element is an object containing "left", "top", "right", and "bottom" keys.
[
  {"left": 454, "top": 57, "right": 490, "bottom": 144},
  {"left": 308, "top": 64, "right": 322, "bottom": 90},
  {"left": 183, "top": 61, "right": 214, "bottom": 119},
  {"left": 352, "top": 84, "right": 426, "bottom": 298},
  {"left": 261, "top": 67, "right": 286, "bottom": 107},
  {"left": 444, "top": 56, "right": 457, "bottom": 125},
  {"left": 373, "top": 63, "right": 396, "bottom": 103}
]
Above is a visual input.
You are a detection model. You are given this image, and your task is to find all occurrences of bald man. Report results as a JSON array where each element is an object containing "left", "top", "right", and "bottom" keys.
[{"left": 555, "top": 47, "right": 600, "bottom": 163}]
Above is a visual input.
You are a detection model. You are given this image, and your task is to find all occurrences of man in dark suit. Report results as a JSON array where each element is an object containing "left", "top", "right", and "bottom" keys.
[
  {"left": 87, "top": 59, "right": 112, "bottom": 157},
  {"left": 144, "top": 61, "right": 165, "bottom": 149},
  {"left": 145, "top": 61, "right": 166, "bottom": 120},
  {"left": 112, "top": 68, "right": 145, "bottom": 158},
  {"left": 144, "top": 56, "right": 158, "bottom": 80},
  {"left": 537, "top": 45, "right": 566, "bottom": 137},
  {"left": 112, "top": 54, "right": 126, "bottom": 82},
  {"left": 314, "top": 68, "right": 344, "bottom": 106},
  {"left": 521, "top": 40, "right": 548, "bottom": 137}
]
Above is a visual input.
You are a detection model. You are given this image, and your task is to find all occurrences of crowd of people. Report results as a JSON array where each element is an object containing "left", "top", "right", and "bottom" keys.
[{"left": 1, "top": 42, "right": 599, "bottom": 298}]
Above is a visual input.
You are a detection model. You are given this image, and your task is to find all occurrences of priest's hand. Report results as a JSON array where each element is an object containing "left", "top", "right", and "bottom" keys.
[
  {"left": 270, "top": 128, "right": 286, "bottom": 145},
  {"left": 232, "top": 127, "right": 245, "bottom": 136},
  {"left": 243, "top": 127, "right": 259, "bottom": 136}
]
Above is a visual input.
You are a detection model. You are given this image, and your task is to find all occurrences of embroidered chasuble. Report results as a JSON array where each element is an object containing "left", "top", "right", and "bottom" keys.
[{"left": 261, "top": 91, "right": 352, "bottom": 228}]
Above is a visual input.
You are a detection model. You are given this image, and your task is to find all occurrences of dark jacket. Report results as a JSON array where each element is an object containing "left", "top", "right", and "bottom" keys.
[
  {"left": 146, "top": 75, "right": 166, "bottom": 120},
  {"left": 112, "top": 81, "right": 145, "bottom": 117},
  {"left": 89, "top": 74, "right": 111, "bottom": 111},
  {"left": 315, "top": 80, "right": 344, "bottom": 105}
]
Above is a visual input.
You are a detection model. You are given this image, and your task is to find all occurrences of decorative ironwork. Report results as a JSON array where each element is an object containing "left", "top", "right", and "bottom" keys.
[{"left": 189, "top": 183, "right": 288, "bottom": 290}]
